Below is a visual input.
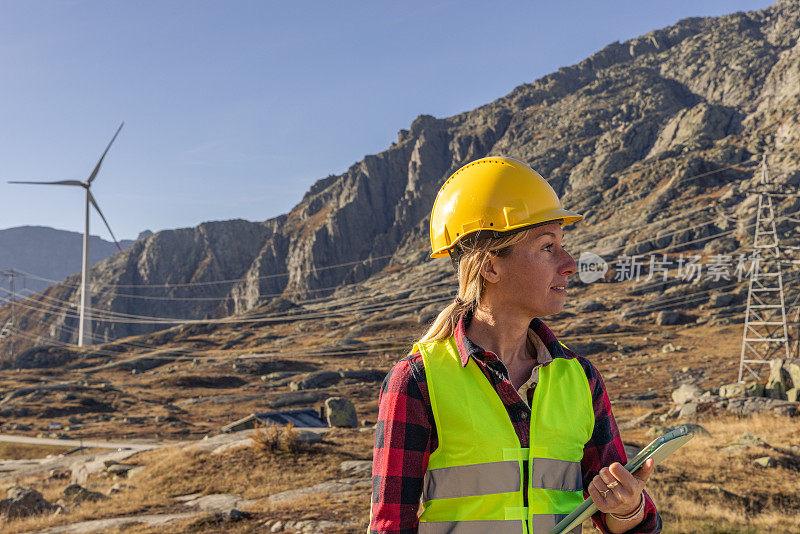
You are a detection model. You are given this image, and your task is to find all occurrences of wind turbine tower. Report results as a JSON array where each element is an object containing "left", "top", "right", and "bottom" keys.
[{"left": 9, "top": 123, "right": 124, "bottom": 346}]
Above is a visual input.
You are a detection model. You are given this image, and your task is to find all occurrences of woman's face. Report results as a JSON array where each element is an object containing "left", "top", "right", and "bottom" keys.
[{"left": 485, "top": 222, "right": 578, "bottom": 318}]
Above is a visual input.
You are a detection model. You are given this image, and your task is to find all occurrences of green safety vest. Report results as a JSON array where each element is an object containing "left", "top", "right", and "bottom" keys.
[{"left": 415, "top": 336, "right": 594, "bottom": 534}]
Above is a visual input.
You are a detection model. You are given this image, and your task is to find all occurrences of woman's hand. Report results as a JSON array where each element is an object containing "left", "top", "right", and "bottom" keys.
[{"left": 587, "top": 458, "right": 654, "bottom": 526}]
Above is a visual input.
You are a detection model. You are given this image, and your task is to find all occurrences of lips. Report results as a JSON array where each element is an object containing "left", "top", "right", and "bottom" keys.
[{"left": 551, "top": 284, "right": 566, "bottom": 294}]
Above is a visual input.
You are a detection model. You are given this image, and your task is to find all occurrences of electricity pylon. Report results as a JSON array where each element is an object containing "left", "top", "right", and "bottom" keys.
[{"left": 738, "top": 156, "right": 793, "bottom": 382}]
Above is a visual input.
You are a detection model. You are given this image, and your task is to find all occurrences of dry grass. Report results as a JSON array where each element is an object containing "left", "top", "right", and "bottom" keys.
[
  {"left": 621, "top": 413, "right": 800, "bottom": 533},
  {"left": 1, "top": 429, "right": 373, "bottom": 533},
  {"left": 0, "top": 442, "right": 82, "bottom": 460},
  {"left": 250, "top": 422, "right": 307, "bottom": 454}
]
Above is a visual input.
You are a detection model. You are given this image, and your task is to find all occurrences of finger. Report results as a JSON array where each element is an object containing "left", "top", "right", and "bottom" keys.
[
  {"left": 587, "top": 482, "right": 606, "bottom": 510},
  {"left": 593, "top": 476, "right": 622, "bottom": 507},
  {"left": 598, "top": 467, "right": 615, "bottom": 486},
  {"left": 632, "top": 457, "right": 655, "bottom": 483},
  {"left": 608, "top": 462, "right": 638, "bottom": 488},
  {"left": 588, "top": 480, "right": 617, "bottom": 512}
]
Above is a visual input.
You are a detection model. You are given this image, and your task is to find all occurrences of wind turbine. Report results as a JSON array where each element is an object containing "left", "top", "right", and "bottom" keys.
[{"left": 9, "top": 123, "right": 125, "bottom": 346}]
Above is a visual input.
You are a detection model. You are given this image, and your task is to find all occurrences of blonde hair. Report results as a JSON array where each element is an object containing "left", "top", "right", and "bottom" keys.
[{"left": 419, "top": 230, "right": 531, "bottom": 343}]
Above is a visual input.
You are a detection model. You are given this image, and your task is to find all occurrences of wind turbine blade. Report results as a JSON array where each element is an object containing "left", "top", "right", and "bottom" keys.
[
  {"left": 8, "top": 180, "right": 84, "bottom": 186},
  {"left": 87, "top": 122, "right": 124, "bottom": 184},
  {"left": 88, "top": 191, "right": 122, "bottom": 251}
]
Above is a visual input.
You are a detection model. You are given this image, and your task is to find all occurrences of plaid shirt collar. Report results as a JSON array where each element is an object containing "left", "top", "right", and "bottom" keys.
[{"left": 453, "top": 309, "right": 568, "bottom": 368}]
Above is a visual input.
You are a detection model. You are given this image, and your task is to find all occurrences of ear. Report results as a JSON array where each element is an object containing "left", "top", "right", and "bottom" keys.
[{"left": 479, "top": 255, "right": 502, "bottom": 285}]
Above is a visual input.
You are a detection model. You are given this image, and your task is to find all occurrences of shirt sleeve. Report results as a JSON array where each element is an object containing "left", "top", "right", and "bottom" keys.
[
  {"left": 370, "top": 355, "right": 433, "bottom": 534},
  {"left": 576, "top": 356, "right": 662, "bottom": 534}
]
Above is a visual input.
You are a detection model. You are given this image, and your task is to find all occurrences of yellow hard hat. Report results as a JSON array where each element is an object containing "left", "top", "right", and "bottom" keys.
[{"left": 429, "top": 156, "right": 583, "bottom": 258}]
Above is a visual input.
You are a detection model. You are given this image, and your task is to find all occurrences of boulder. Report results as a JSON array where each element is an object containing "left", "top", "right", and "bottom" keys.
[
  {"left": 268, "top": 477, "right": 371, "bottom": 503},
  {"left": 656, "top": 311, "right": 690, "bottom": 326},
  {"left": 340, "top": 460, "right": 372, "bottom": 477},
  {"left": 0, "top": 487, "right": 58, "bottom": 518},
  {"left": 63, "top": 484, "right": 106, "bottom": 503},
  {"left": 708, "top": 293, "right": 736, "bottom": 308},
  {"left": 672, "top": 383, "right": 705, "bottom": 405},
  {"left": 724, "top": 432, "right": 768, "bottom": 452},
  {"left": 784, "top": 359, "right": 800, "bottom": 389},
  {"left": 181, "top": 493, "right": 254, "bottom": 512},
  {"left": 289, "top": 371, "right": 341, "bottom": 391},
  {"left": 788, "top": 388, "right": 799, "bottom": 403},
  {"left": 106, "top": 463, "right": 136, "bottom": 476},
  {"left": 745, "top": 383, "right": 765, "bottom": 398},
  {"left": 576, "top": 300, "right": 606, "bottom": 313},
  {"left": 766, "top": 359, "right": 789, "bottom": 399},
  {"left": 719, "top": 382, "right": 746, "bottom": 398},
  {"left": 325, "top": 397, "right": 357, "bottom": 428},
  {"left": 339, "top": 369, "right": 387, "bottom": 382},
  {"left": 754, "top": 456, "right": 777, "bottom": 468},
  {"left": 725, "top": 397, "right": 798, "bottom": 417}
]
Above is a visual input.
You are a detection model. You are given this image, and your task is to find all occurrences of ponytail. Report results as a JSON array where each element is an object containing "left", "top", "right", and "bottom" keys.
[{"left": 418, "top": 230, "right": 530, "bottom": 343}]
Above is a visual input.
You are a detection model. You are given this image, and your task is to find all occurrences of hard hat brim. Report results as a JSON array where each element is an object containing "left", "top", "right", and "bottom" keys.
[{"left": 430, "top": 208, "right": 583, "bottom": 259}]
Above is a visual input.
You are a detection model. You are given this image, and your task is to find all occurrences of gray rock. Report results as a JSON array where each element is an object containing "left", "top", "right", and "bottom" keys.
[
  {"left": 745, "top": 383, "right": 765, "bottom": 398},
  {"left": 340, "top": 460, "right": 372, "bottom": 477},
  {"left": 723, "top": 432, "right": 768, "bottom": 453},
  {"left": 575, "top": 300, "right": 605, "bottom": 313},
  {"left": 0, "top": 487, "right": 58, "bottom": 518},
  {"left": 106, "top": 463, "right": 136, "bottom": 476},
  {"left": 784, "top": 359, "right": 800, "bottom": 389},
  {"left": 339, "top": 368, "right": 387, "bottom": 382},
  {"left": 63, "top": 484, "right": 106, "bottom": 503},
  {"left": 181, "top": 493, "right": 254, "bottom": 512},
  {"left": 719, "top": 382, "right": 746, "bottom": 398},
  {"left": 268, "top": 477, "right": 371, "bottom": 503},
  {"left": 725, "top": 397, "right": 798, "bottom": 417},
  {"left": 290, "top": 370, "right": 341, "bottom": 391},
  {"left": 677, "top": 402, "right": 698, "bottom": 418},
  {"left": 754, "top": 456, "right": 777, "bottom": 468},
  {"left": 656, "top": 311, "right": 690, "bottom": 326},
  {"left": 766, "top": 359, "right": 789, "bottom": 399},
  {"left": 708, "top": 293, "right": 736, "bottom": 308},
  {"left": 672, "top": 383, "right": 705, "bottom": 405},
  {"left": 325, "top": 397, "right": 357, "bottom": 428}
]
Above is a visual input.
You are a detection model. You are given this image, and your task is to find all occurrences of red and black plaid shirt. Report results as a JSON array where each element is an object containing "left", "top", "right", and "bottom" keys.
[{"left": 370, "top": 310, "right": 661, "bottom": 533}]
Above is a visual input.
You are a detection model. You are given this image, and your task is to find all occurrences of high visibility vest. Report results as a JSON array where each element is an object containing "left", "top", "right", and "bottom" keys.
[{"left": 415, "top": 336, "right": 594, "bottom": 534}]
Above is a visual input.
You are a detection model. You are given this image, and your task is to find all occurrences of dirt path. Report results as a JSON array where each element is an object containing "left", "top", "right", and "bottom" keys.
[
  {"left": 26, "top": 512, "right": 202, "bottom": 533},
  {"left": 0, "top": 434, "right": 163, "bottom": 451}
]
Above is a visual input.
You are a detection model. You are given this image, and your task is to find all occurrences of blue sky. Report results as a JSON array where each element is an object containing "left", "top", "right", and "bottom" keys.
[{"left": 0, "top": 0, "right": 774, "bottom": 241}]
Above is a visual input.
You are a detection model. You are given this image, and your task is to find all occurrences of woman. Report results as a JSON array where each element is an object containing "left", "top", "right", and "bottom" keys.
[{"left": 370, "top": 157, "right": 661, "bottom": 533}]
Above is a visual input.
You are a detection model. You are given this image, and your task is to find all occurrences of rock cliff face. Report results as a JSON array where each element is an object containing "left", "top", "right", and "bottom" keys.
[{"left": 2, "top": 0, "right": 799, "bottom": 349}]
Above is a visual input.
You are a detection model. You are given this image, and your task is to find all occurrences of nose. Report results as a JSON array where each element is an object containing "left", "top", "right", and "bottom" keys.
[{"left": 560, "top": 250, "right": 578, "bottom": 278}]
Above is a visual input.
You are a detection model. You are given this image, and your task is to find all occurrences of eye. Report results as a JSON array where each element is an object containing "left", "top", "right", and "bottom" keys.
[{"left": 544, "top": 243, "right": 554, "bottom": 252}]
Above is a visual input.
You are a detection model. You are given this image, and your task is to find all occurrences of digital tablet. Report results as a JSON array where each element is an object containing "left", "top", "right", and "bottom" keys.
[{"left": 550, "top": 424, "right": 695, "bottom": 534}]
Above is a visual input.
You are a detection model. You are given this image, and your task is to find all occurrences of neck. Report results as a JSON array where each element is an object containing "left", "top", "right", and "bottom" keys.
[{"left": 466, "top": 303, "right": 534, "bottom": 369}]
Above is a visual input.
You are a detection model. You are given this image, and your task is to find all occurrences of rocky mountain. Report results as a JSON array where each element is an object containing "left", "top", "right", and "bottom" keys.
[
  {"left": 0, "top": 226, "right": 138, "bottom": 294},
  {"left": 1, "top": 0, "right": 799, "bottom": 351}
]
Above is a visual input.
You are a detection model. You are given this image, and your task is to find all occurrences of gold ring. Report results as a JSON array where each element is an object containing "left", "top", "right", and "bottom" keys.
[{"left": 606, "top": 481, "right": 619, "bottom": 489}]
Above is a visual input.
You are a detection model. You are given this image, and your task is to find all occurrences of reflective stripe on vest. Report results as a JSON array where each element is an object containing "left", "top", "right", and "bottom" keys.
[{"left": 416, "top": 337, "right": 593, "bottom": 534}]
